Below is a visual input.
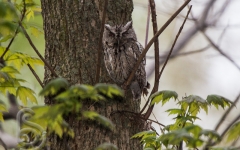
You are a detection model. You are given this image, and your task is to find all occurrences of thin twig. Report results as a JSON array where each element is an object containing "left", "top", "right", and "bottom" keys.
[
  {"left": 143, "top": 5, "right": 193, "bottom": 120},
  {"left": 201, "top": 32, "right": 240, "bottom": 71},
  {"left": 0, "top": 28, "right": 19, "bottom": 59},
  {"left": 95, "top": 0, "right": 108, "bottom": 83},
  {"left": 146, "top": 0, "right": 217, "bottom": 77},
  {"left": 149, "top": 0, "right": 160, "bottom": 95},
  {"left": 0, "top": 138, "right": 7, "bottom": 150},
  {"left": 208, "top": 114, "right": 240, "bottom": 147},
  {"left": 145, "top": 2, "right": 151, "bottom": 47},
  {"left": 18, "top": 22, "right": 58, "bottom": 77},
  {"left": 203, "top": 92, "right": 240, "bottom": 148},
  {"left": 124, "top": 0, "right": 191, "bottom": 89},
  {"left": 27, "top": 64, "right": 44, "bottom": 87},
  {"left": 214, "top": 92, "right": 240, "bottom": 131},
  {"left": 0, "top": 0, "right": 27, "bottom": 59},
  {"left": 140, "top": 0, "right": 160, "bottom": 115},
  {"left": 110, "top": 110, "right": 165, "bottom": 127},
  {"left": 146, "top": 45, "right": 210, "bottom": 59}
]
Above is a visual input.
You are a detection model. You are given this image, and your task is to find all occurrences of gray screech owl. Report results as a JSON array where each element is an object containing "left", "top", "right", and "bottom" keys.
[{"left": 102, "top": 21, "right": 149, "bottom": 100}]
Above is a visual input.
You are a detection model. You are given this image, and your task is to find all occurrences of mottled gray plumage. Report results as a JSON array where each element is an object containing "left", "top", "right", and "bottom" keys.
[{"left": 102, "top": 21, "right": 149, "bottom": 99}]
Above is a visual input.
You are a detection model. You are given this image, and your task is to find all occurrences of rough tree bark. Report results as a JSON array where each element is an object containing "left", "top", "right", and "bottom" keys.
[{"left": 41, "top": 0, "right": 144, "bottom": 149}]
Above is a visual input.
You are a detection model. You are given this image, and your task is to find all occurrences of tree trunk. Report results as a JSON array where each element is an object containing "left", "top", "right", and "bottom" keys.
[{"left": 41, "top": 0, "right": 144, "bottom": 149}]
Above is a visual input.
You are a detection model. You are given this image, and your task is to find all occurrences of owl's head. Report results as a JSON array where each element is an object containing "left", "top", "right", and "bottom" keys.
[{"left": 103, "top": 21, "right": 137, "bottom": 46}]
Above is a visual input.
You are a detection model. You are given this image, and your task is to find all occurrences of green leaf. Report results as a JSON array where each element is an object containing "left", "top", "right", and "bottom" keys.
[
  {"left": 94, "top": 83, "right": 123, "bottom": 98},
  {"left": 6, "top": 52, "right": 43, "bottom": 70},
  {"left": 131, "top": 131, "right": 156, "bottom": 139},
  {"left": 0, "top": 101, "right": 7, "bottom": 112},
  {"left": 144, "top": 148, "right": 155, "bottom": 150},
  {"left": 30, "top": 26, "right": 43, "bottom": 37},
  {"left": 83, "top": 111, "right": 114, "bottom": 130},
  {"left": 181, "top": 95, "right": 206, "bottom": 103},
  {"left": 207, "top": 95, "right": 232, "bottom": 109},
  {"left": 179, "top": 95, "right": 208, "bottom": 116},
  {"left": 95, "top": 143, "right": 118, "bottom": 150},
  {"left": 174, "top": 115, "right": 201, "bottom": 124},
  {"left": 30, "top": 104, "right": 74, "bottom": 138},
  {"left": 0, "top": 34, "right": 13, "bottom": 42},
  {"left": 185, "top": 125, "right": 202, "bottom": 138},
  {"left": 16, "top": 86, "right": 37, "bottom": 105},
  {"left": 226, "top": 121, "right": 240, "bottom": 143},
  {"left": 39, "top": 78, "right": 69, "bottom": 96},
  {"left": 200, "top": 129, "right": 221, "bottom": 143},
  {"left": 165, "top": 108, "right": 184, "bottom": 116},
  {"left": 1, "top": 66, "right": 20, "bottom": 77},
  {"left": 150, "top": 90, "right": 178, "bottom": 106},
  {"left": 26, "top": 9, "right": 34, "bottom": 21},
  {"left": 0, "top": 101, "right": 6, "bottom": 121},
  {"left": 55, "top": 84, "right": 102, "bottom": 101}
]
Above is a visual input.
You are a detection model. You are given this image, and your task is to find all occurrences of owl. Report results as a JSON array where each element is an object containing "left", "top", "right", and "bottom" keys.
[{"left": 102, "top": 21, "right": 149, "bottom": 100}]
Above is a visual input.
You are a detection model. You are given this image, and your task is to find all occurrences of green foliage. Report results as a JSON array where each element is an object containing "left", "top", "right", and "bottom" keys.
[
  {"left": 159, "top": 125, "right": 220, "bottom": 148},
  {"left": 132, "top": 131, "right": 160, "bottom": 149},
  {"left": 133, "top": 91, "right": 235, "bottom": 149},
  {"left": 0, "top": 0, "right": 122, "bottom": 141},
  {"left": 0, "top": 100, "right": 7, "bottom": 121},
  {"left": 207, "top": 95, "right": 232, "bottom": 109},
  {"left": 226, "top": 121, "right": 240, "bottom": 143},
  {"left": 95, "top": 142, "right": 118, "bottom": 150},
  {"left": 0, "top": 48, "right": 42, "bottom": 105},
  {"left": 94, "top": 83, "right": 123, "bottom": 98},
  {"left": 39, "top": 77, "right": 69, "bottom": 96},
  {"left": 29, "top": 104, "right": 74, "bottom": 138},
  {"left": 83, "top": 111, "right": 114, "bottom": 130},
  {"left": 27, "top": 78, "right": 123, "bottom": 139},
  {"left": 150, "top": 90, "right": 178, "bottom": 106}
]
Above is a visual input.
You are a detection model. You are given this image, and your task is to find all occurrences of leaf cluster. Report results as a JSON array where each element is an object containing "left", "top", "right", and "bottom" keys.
[
  {"left": 27, "top": 78, "right": 123, "bottom": 138},
  {"left": 133, "top": 90, "right": 239, "bottom": 149},
  {"left": 0, "top": 48, "right": 43, "bottom": 105}
]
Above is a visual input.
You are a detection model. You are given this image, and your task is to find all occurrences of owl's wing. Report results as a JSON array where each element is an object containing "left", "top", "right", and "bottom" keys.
[
  {"left": 127, "top": 41, "right": 149, "bottom": 97},
  {"left": 135, "top": 41, "right": 146, "bottom": 65}
]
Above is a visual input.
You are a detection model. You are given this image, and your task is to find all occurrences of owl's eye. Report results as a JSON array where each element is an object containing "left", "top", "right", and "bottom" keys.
[
  {"left": 122, "top": 31, "right": 128, "bottom": 35},
  {"left": 109, "top": 32, "right": 114, "bottom": 37}
]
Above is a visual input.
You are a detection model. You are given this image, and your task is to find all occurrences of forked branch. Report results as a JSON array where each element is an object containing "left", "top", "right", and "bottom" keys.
[
  {"left": 124, "top": 0, "right": 191, "bottom": 89},
  {"left": 143, "top": 5, "right": 193, "bottom": 120}
]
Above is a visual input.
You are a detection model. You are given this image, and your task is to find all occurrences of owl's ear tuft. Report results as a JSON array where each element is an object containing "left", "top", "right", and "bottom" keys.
[
  {"left": 105, "top": 24, "right": 112, "bottom": 31},
  {"left": 124, "top": 21, "right": 132, "bottom": 30}
]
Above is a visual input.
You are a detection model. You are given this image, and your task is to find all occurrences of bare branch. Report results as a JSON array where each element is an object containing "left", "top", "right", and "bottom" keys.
[
  {"left": 27, "top": 64, "right": 44, "bottom": 88},
  {"left": 215, "top": 92, "right": 240, "bottom": 130},
  {"left": 146, "top": 45, "right": 210, "bottom": 59},
  {"left": 18, "top": 22, "right": 58, "bottom": 77},
  {"left": 0, "top": 138, "right": 7, "bottom": 150},
  {"left": 96, "top": 0, "right": 108, "bottom": 83},
  {"left": 0, "top": 0, "right": 27, "bottom": 59},
  {"left": 145, "top": 2, "right": 151, "bottom": 47},
  {"left": 140, "top": 0, "right": 160, "bottom": 115},
  {"left": 149, "top": 0, "right": 160, "bottom": 95},
  {"left": 210, "top": 113, "right": 240, "bottom": 147},
  {"left": 146, "top": 0, "right": 218, "bottom": 77},
  {"left": 202, "top": 32, "right": 240, "bottom": 71},
  {"left": 203, "top": 92, "right": 240, "bottom": 148},
  {"left": 143, "top": 5, "right": 193, "bottom": 120},
  {"left": 124, "top": 0, "right": 191, "bottom": 89}
]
